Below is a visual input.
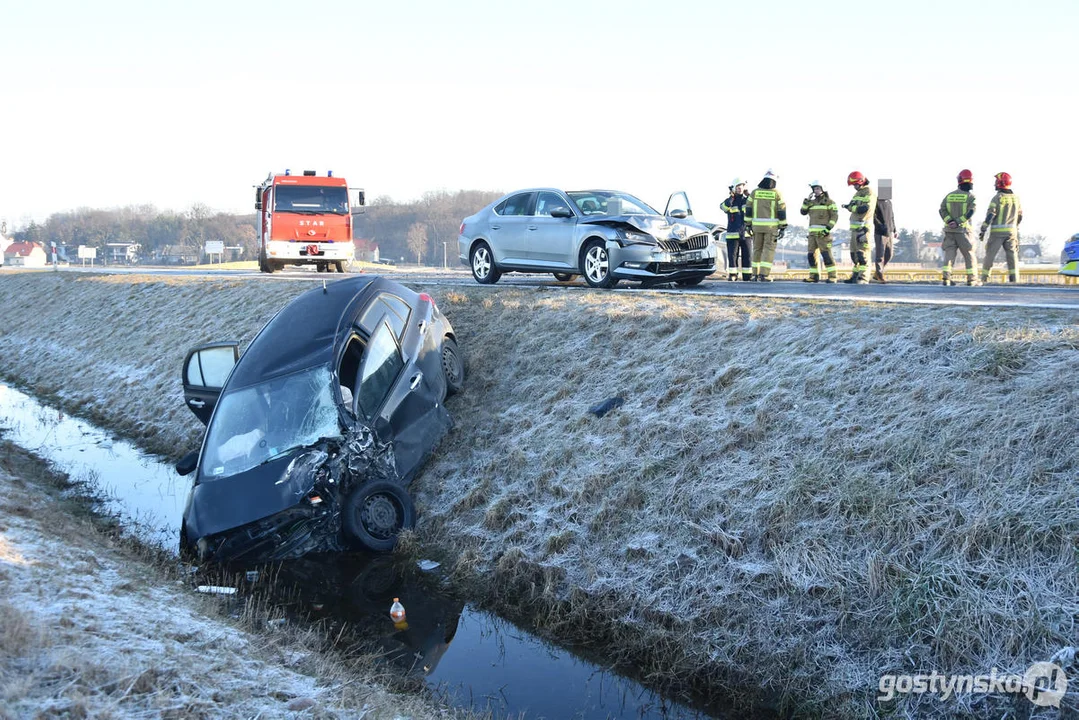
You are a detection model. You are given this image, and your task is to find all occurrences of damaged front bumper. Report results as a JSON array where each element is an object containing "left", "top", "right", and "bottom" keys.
[
  {"left": 610, "top": 243, "right": 716, "bottom": 284},
  {"left": 183, "top": 427, "right": 415, "bottom": 564}
]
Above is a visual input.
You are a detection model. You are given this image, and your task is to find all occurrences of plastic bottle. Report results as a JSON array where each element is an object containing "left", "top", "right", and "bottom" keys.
[{"left": 390, "top": 598, "right": 406, "bottom": 623}]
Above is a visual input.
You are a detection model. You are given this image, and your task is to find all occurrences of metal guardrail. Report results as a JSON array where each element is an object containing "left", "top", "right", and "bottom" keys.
[{"left": 760, "top": 268, "right": 1079, "bottom": 285}]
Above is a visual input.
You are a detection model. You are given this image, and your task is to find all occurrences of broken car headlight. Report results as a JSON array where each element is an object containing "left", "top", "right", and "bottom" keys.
[{"left": 619, "top": 231, "right": 655, "bottom": 247}]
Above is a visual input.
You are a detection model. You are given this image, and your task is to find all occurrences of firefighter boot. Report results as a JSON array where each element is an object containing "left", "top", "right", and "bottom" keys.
[
  {"left": 728, "top": 272, "right": 738, "bottom": 281},
  {"left": 742, "top": 272, "right": 753, "bottom": 282},
  {"left": 967, "top": 276, "right": 982, "bottom": 287},
  {"left": 942, "top": 273, "right": 953, "bottom": 287},
  {"left": 1008, "top": 273, "right": 1019, "bottom": 283},
  {"left": 873, "top": 269, "right": 886, "bottom": 283},
  {"left": 842, "top": 273, "right": 859, "bottom": 284}
]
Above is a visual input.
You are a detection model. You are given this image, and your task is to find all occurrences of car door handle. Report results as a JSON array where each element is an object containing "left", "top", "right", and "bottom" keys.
[
  {"left": 409, "top": 373, "right": 422, "bottom": 391},
  {"left": 188, "top": 399, "right": 205, "bottom": 408},
  {"left": 528, "top": 225, "right": 538, "bottom": 231},
  {"left": 490, "top": 224, "right": 501, "bottom": 230}
]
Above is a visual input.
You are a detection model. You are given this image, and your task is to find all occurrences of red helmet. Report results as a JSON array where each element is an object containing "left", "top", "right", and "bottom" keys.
[
  {"left": 847, "top": 171, "right": 866, "bottom": 187},
  {"left": 995, "top": 172, "right": 1012, "bottom": 190},
  {"left": 957, "top": 169, "right": 974, "bottom": 185}
]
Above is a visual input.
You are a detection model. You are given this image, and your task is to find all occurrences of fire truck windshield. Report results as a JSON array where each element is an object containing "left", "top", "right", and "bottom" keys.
[{"left": 273, "top": 186, "right": 349, "bottom": 215}]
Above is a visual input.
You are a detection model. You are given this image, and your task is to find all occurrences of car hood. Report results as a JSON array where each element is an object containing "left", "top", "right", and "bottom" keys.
[
  {"left": 579, "top": 214, "right": 711, "bottom": 240},
  {"left": 185, "top": 449, "right": 317, "bottom": 540}
]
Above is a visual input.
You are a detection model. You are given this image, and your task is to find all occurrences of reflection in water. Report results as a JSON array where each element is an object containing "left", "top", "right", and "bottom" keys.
[{"left": 0, "top": 383, "right": 725, "bottom": 719}]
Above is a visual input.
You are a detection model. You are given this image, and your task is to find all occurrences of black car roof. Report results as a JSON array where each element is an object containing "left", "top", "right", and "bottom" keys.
[{"left": 228, "top": 276, "right": 380, "bottom": 389}]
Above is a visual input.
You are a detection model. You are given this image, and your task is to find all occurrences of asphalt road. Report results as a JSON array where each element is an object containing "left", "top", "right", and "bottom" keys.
[{"left": 50, "top": 264, "right": 1079, "bottom": 311}]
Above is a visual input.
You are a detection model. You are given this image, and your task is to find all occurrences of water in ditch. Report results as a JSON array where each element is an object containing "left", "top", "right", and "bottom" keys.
[{"left": 0, "top": 382, "right": 740, "bottom": 719}]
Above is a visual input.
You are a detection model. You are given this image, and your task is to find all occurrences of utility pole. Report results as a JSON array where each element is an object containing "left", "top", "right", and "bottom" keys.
[{"left": 443, "top": 241, "right": 447, "bottom": 269}]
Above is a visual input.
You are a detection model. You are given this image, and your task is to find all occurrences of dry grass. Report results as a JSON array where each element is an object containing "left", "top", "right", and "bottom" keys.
[{"left": 2, "top": 273, "right": 1079, "bottom": 718}]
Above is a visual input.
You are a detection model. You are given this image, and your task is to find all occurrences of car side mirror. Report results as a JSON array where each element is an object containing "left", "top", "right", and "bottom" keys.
[
  {"left": 176, "top": 450, "right": 199, "bottom": 476},
  {"left": 549, "top": 206, "right": 573, "bottom": 219},
  {"left": 351, "top": 188, "right": 366, "bottom": 215},
  {"left": 670, "top": 209, "right": 688, "bottom": 220}
]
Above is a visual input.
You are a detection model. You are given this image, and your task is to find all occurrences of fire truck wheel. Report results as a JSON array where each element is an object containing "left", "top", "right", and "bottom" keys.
[
  {"left": 316, "top": 263, "right": 327, "bottom": 273},
  {"left": 335, "top": 261, "right": 345, "bottom": 273}
]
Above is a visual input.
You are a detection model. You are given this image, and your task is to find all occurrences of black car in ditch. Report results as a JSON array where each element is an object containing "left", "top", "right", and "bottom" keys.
[{"left": 176, "top": 276, "right": 464, "bottom": 563}]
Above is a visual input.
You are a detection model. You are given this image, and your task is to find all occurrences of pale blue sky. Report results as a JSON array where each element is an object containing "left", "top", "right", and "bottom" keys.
[{"left": 3, "top": 0, "right": 1077, "bottom": 244}]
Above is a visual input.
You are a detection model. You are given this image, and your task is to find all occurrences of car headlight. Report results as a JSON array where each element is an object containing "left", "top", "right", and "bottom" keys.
[{"left": 619, "top": 231, "right": 655, "bottom": 247}]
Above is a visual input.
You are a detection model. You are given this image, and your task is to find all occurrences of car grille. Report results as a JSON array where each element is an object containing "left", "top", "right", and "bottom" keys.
[{"left": 658, "top": 233, "right": 710, "bottom": 252}]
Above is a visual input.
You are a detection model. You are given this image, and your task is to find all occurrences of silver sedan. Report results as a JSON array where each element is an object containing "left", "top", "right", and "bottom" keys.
[{"left": 457, "top": 189, "right": 719, "bottom": 288}]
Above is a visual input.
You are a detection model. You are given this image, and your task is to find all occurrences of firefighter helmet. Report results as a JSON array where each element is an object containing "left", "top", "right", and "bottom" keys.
[
  {"left": 808, "top": 179, "right": 824, "bottom": 190},
  {"left": 957, "top": 169, "right": 974, "bottom": 185},
  {"left": 729, "top": 177, "right": 745, "bottom": 189},
  {"left": 763, "top": 169, "right": 778, "bottom": 182},
  {"left": 847, "top": 171, "right": 866, "bottom": 187},
  {"left": 995, "top": 172, "right": 1012, "bottom": 190}
]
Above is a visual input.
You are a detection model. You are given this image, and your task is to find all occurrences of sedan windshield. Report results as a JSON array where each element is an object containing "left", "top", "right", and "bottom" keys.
[
  {"left": 274, "top": 185, "right": 350, "bottom": 214},
  {"left": 567, "top": 191, "right": 658, "bottom": 217},
  {"left": 201, "top": 365, "right": 341, "bottom": 480}
]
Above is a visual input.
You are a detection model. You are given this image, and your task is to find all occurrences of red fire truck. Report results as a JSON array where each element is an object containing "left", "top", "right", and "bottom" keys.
[{"left": 255, "top": 170, "right": 365, "bottom": 273}]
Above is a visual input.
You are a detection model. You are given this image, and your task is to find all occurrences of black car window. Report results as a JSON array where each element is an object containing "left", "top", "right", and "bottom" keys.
[
  {"left": 360, "top": 294, "right": 411, "bottom": 340},
  {"left": 494, "top": 192, "right": 534, "bottom": 217},
  {"left": 535, "top": 192, "right": 568, "bottom": 218},
  {"left": 356, "top": 320, "right": 404, "bottom": 420}
]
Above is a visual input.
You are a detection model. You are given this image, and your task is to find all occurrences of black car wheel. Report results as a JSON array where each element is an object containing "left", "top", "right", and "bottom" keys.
[
  {"left": 580, "top": 240, "right": 619, "bottom": 289},
  {"left": 675, "top": 276, "right": 706, "bottom": 287},
  {"left": 441, "top": 336, "right": 464, "bottom": 396},
  {"left": 553, "top": 272, "right": 574, "bottom": 282},
  {"left": 470, "top": 242, "right": 501, "bottom": 284},
  {"left": 343, "top": 481, "right": 416, "bottom": 553}
]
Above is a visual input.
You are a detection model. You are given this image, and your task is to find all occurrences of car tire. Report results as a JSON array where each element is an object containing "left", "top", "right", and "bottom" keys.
[
  {"left": 553, "top": 272, "right": 574, "bottom": 282},
  {"left": 675, "top": 276, "right": 706, "bottom": 287},
  {"left": 580, "top": 240, "right": 618, "bottom": 289},
  {"left": 342, "top": 481, "right": 416, "bottom": 553},
  {"left": 441, "top": 336, "right": 465, "bottom": 397},
  {"left": 470, "top": 242, "right": 501, "bottom": 284}
]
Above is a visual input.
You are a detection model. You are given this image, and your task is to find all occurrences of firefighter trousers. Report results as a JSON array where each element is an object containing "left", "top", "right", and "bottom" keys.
[
  {"left": 807, "top": 232, "right": 836, "bottom": 279},
  {"left": 751, "top": 227, "right": 779, "bottom": 277},
  {"left": 725, "top": 231, "right": 751, "bottom": 274},
  {"left": 942, "top": 229, "right": 976, "bottom": 277},
  {"left": 850, "top": 227, "right": 871, "bottom": 275},
  {"left": 982, "top": 230, "right": 1019, "bottom": 279}
]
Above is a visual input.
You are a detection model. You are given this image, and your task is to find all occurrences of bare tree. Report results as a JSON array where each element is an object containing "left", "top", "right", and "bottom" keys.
[{"left": 407, "top": 222, "right": 428, "bottom": 264}]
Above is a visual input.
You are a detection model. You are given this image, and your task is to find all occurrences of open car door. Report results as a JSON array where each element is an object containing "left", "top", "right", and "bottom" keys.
[
  {"left": 182, "top": 342, "right": 240, "bottom": 425},
  {"left": 663, "top": 191, "right": 693, "bottom": 219}
]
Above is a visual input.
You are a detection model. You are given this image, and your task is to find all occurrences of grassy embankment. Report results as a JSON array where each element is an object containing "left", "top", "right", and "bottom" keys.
[{"left": 1, "top": 272, "right": 1078, "bottom": 718}]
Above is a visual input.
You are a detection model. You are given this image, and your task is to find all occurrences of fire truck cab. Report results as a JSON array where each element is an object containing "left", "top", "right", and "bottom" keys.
[{"left": 255, "top": 170, "right": 365, "bottom": 274}]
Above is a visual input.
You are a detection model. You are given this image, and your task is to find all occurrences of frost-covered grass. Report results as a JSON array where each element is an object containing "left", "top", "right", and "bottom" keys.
[
  {"left": 2, "top": 273, "right": 1079, "bottom": 718},
  {"left": 0, "top": 440, "right": 464, "bottom": 719}
]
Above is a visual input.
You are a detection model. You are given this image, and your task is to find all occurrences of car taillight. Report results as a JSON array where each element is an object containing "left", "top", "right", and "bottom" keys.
[
  {"left": 419, "top": 293, "right": 433, "bottom": 304},
  {"left": 459, "top": 223, "right": 465, "bottom": 235}
]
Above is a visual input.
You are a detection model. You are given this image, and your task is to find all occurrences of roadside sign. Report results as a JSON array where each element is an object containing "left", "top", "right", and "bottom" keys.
[{"left": 204, "top": 240, "right": 225, "bottom": 255}]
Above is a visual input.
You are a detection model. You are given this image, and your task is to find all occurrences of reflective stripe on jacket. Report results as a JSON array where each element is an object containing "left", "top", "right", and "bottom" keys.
[
  {"left": 720, "top": 193, "right": 748, "bottom": 236},
  {"left": 800, "top": 194, "right": 838, "bottom": 234},
  {"left": 847, "top": 186, "right": 877, "bottom": 230},
  {"left": 984, "top": 191, "right": 1023, "bottom": 234},
  {"left": 746, "top": 189, "right": 787, "bottom": 226},
  {"left": 940, "top": 190, "right": 975, "bottom": 229}
]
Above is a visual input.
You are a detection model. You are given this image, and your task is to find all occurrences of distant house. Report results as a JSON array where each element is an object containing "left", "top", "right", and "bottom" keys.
[
  {"left": 353, "top": 238, "right": 380, "bottom": 263},
  {"left": 158, "top": 245, "right": 200, "bottom": 265},
  {"left": 3, "top": 241, "right": 48, "bottom": 268}
]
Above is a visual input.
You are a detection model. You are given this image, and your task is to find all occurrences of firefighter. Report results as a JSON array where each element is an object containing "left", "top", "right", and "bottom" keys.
[
  {"left": 720, "top": 178, "right": 752, "bottom": 280},
  {"left": 938, "top": 169, "right": 981, "bottom": 286},
  {"left": 744, "top": 170, "right": 787, "bottom": 282},
  {"left": 841, "top": 171, "right": 877, "bottom": 284},
  {"left": 800, "top": 181, "right": 839, "bottom": 283},
  {"left": 979, "top": 172, "right": 1023, "bottom": 283}
]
